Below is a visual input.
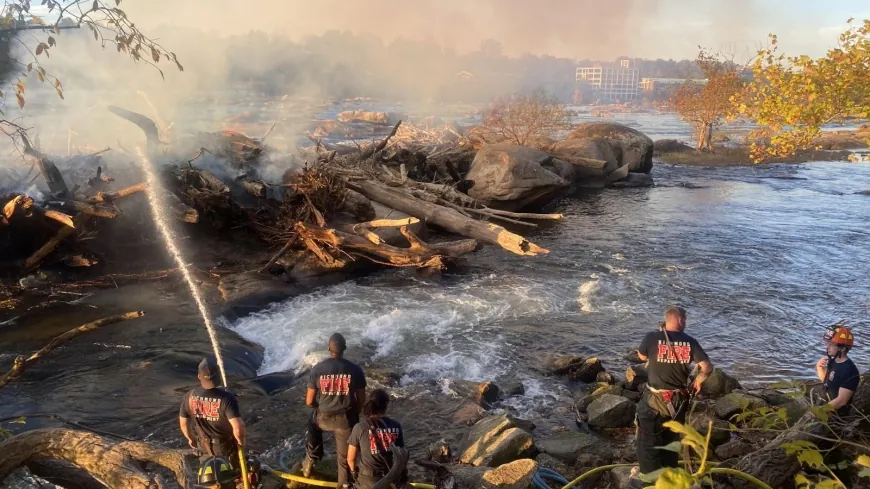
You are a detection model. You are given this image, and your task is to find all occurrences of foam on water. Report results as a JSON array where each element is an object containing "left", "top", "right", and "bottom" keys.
[
  {"left": 231, "top": 273, "right": 568, "bottom": 382},
  {"left": 577, "top": 274, "right": 600, "bottom": 312}
]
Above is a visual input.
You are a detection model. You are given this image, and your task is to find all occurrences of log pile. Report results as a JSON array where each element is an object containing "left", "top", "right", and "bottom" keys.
[{"left": 1, "top": 107, "right": 562, "bottom": 306}]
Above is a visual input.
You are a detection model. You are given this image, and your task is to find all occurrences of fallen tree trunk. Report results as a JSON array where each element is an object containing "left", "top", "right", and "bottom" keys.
[
  {"left": 0, "top": 311, "right": 145, "bottom": 390},
  {"left": 24, "top": 224, "right": 78, "bottom": 271},
  {"left": 49, "top": 200, "right": 117, "bottom": 219},
  {"left": 87, "top": 182, "right": 148, "bottom": 204},
  {"left": 0, "top": 428, "right": 191, "bottom": 489},
  {"left": 347, "top": 181, "right": 549, "bottom": 256},
  {"left": 296, "top": 222, "right": 478, "bottom": 269}
]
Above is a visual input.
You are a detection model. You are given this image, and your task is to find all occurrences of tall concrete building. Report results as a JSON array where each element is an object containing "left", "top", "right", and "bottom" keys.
[{"left": 576, "top": 59, "right": 639, "bottom": 102}]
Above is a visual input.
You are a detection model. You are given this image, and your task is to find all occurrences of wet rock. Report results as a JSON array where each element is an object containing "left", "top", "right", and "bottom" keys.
[
  {"left": 597, "top": 371, "right": 617, "bottom": 385},
  {"left": 575, "top": 384, "right": 624, "bottom": 412},
  {"left": 481, "top": 459, "right": 538, "bottom": 489},
  {"left": 714, "top": 391, "right": 768, "bottom": 421},
  {"left": 623, "top": 350, "right": 644, "bottom": 364},
  {"left": 536, "top": 431, "right": 614, "bottom": 465},
  {"left": 756, "top": 389, "right": 794, "bottom": 406},
  {"left": 610, "top": 466, "right": 635, "bottom": 489},
  {"left": 689, "top": 413, "right": 731, "bottom": 447},
  {"left": 714, "top": 439, "right": 753, "bottom": 460},
  {"left": 500, "top": 382, "right": 525, "bottom": 398},
  {"left": 624, "top": 364, "right": 649, "bottom": 391},
  {"left": 534, "top": 453, "right": 570, "bottom": 477},
  {"left": 477, "top": 381, "right": 500, "bottom": 407},
  {"left": 701, "top": 369, "right": 742, "bottom": 399},
  {"left": 551, "top": 356, "right": 605, "bottom": 383},
  {"left": 622, "top": 389, "right": 642, "bottom": 402},
  {"left": 427, "top": 439, "right": 454, "bottom": 463},
  {"left": 611, "top": 172, "right": 655, "bottom": 188},
  {"left": 459, "top": 427, "right": 536, "bottom": 467},
  {"left": 588, "top": 394, "right": 637, "bottom": 428},
  {"left": 450, "top": 464, "right": 488, "bottom": 488},
  {"left": 654, "top": 139, "right": 694, "bottom": 154},
  {"left": 460, "top": 415, "right": 537, "bottom": 467},
  {"left": 780, "top": 400, "right": 810, "bottom": 426},
  {"left": 466, "top": 143, "right": 570, "bottom": 211},
  {"left": 218, "top": 271, "right": 305, "bottom": 315},
  {"left": 365, "top": 367, "right": 402, "bottom": 387}
]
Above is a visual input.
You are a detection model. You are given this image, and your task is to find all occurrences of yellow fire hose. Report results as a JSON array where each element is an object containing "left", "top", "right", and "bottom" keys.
[
  {"left": 267, "top": 467, "right": 436, "bottom": 489},
  {"left": 238, "top": 445, "right": 251, "bottom": 489}
]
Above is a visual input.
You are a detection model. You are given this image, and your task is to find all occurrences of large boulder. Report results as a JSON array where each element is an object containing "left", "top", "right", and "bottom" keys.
[
  {"left": 575, "top": 384, "right": 624, "bottom": 412},
  {"left": 587, "top": 394, "right": 637, "bottom": 428},
  {"left": 558, "top": 122, "right": 654, "bottom": 174},
  {"left": 611, "top": 173, "right": 655, "bottom": 188},
  {"left": 460, "top": 415, "right": 537, "bottom": 467},
  {"left": 481, "top": 459, "right": 538, "bottom": 489},
  {"left": 653, "top": 138, "right": 694, "bottom": 154},
  {"left": 624, "top": 364, "right": 649, "bottom": 391},
  {"left": 465, "top": 143, "right": 570, "bottom": 211},
  {"left": 689, "top": 413, "right": 731, "bottom": 447},
  {"left": 714, "top": 391, "right": 769, "bottom": 420},
  {"left": 701, "top": 369, "right": 742, "bottom": 399},
  {"left": 536, "top": 431, "right": 615, "bottom": 465},
  {"left": 609, "top": 466, "right": 635, "bottom": 489},
  {"left": 714, "top": 439, "right": 753, "bottom": 460}
]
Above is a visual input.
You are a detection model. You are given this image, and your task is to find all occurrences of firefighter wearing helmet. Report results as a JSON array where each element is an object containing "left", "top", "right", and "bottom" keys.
[{"left": 816, "top": 324, "right": 860, "bottom": 415}]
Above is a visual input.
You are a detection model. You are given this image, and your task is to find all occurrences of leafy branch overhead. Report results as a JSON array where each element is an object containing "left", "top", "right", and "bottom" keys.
[
  {"left": 737, "top": 18, "right": 870, "bottom": 162},
  {"left": 0, "top": 0, "right": 183, "bottom": 110}
]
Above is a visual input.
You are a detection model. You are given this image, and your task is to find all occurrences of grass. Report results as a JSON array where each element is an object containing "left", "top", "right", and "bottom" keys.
[{"left": 657, "top": 146, "right": 858, "bottom": 167}]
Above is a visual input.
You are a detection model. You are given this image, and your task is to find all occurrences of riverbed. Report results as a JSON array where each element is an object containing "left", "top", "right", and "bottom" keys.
[{"left": 1, "top": 111, "right": 869, "bottom": 471}]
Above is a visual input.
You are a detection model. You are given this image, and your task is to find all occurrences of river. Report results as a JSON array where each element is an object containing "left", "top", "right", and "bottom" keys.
[{"left": 1, "top": 111, "right": 869, "bottom": 473}]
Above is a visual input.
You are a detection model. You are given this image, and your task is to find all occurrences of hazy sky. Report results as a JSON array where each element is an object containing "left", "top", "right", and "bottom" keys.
[{"left": 33, "top": 0, "right": 870, "bottom": 60}]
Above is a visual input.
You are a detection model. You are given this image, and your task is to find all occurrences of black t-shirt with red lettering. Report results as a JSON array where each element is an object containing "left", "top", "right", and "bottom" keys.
[
  {"left": 348, "top": 416, "right": 405, "bottom": 475},
  {"left": 307, "top": 358, "right": 367, "bottom": 415},
  {"left": 638, "top": 330, "right": 709, "bottom": 390},
  {"left": 179, "top": 386, "right": 240, "bottom": 443}
]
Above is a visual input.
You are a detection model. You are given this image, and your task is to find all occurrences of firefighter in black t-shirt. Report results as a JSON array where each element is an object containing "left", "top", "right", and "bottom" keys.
[
  {"left": 303, "top": 333, "right": 367, "bottom": 489},
  {"left": 347, "top": 388, "right": 407, "bottom": 489},
  {"left": 816, "top": 325, "right": 860, "bottom": 415},
  {"left": 632, "top": 306, "right": 714, "bottom": 487},
  {"left": 179, "top": 357, "right": 247, "bottom": 470}
]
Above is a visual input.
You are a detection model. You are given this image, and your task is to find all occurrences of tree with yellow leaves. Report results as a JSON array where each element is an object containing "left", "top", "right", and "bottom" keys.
[{"left": 736, "top": 18, "right": 870, "bottom": 163}]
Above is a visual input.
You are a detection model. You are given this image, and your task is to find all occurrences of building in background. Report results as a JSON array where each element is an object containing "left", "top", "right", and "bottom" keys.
[
  {"left": 640, "top": 77, "right": 707, "bottom": 95},
  {"left": 575, "top": 59, "right": 639, "bottom": 102}
]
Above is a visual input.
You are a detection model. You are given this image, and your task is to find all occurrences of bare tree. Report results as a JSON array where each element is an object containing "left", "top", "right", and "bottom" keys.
[
  {"left": 481, "top": 89, "right": 572, "bottom": 147},
  {"left": 670, "top": 49, "right": 745, "bottom": 151}
]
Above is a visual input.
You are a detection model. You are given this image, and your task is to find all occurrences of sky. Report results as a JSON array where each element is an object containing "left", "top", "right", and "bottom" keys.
[{"left": 28, "top": 0, "right": 870, "bottom": 61}]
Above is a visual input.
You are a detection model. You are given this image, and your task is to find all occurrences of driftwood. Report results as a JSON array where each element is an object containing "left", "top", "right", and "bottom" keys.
[
  {"left": 87, "top": 182, "right": 148, "bottom": 204},
  {"left": 0, "top": 428, "right": 191, "bottom": 489},
  {"left": 347, "top": 180, "right": 549, "bottom": 256},
  {"left": 0, "top": 311, "right": 145, "bottom": 390},
  {"left": 49, "top": 200, "right": 117, "bottom": 219},
  {"left": 350, "top": 217, "right": 421, "bottom": 244},
  {"left": 296, "top": 222, "right": 478, "bottom": 269},
  {"left": 260, "top": 233, "right": 299, "bottom": 273}
]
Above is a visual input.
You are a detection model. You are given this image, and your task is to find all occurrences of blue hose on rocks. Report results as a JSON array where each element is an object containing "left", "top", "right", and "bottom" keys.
[{"left": 532, "top": 467, "right": 576, "bottom": 489}]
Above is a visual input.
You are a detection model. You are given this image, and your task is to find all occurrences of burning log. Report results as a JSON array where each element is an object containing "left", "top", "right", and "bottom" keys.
[
  {"left": 0, "top": 311, "right": 145, "bottom": 390},
  {"left": 86, "top": 183, "right": 148, "bottom": 204},
  {"left": 2, "top": 195, "right": 30, "bottom": 224},
  {"left": 24, "top": 225, "right": 77, "bottom": 272},
  {"left": 295, "top": 222, "right": 478, "bottom": 269},
  {"left": 48, "top": 200, "right": 117, "bottom": 219},
  {"left": 348, "top": 181, "right": 549, "bottom": 256},
  {"left": 21, "top": 137, "right": 70, "bottom": 198},
  {"left": 238, "top": 176, "right": 269, "bottom": 198},
  {"left": 164, "top": 190, "right": 199, "bottom": 223},
  {"left": 30, "top": 206, "right": 75, "bottom": 229}
]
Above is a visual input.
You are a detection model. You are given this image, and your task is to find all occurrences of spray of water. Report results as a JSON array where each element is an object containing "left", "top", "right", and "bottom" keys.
[{"left": 136, "top": 148, "right": 228, "bottom": 386}]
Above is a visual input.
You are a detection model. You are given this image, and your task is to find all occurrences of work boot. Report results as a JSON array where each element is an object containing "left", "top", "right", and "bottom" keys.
[{"left": 301, "top": 456, "right": 315, "bottom": 478}]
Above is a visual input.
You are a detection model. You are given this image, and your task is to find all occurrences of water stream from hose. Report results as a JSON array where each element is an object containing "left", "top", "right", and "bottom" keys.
[{"left": 137, "top": 148, "right": 228, "bottom": 386}]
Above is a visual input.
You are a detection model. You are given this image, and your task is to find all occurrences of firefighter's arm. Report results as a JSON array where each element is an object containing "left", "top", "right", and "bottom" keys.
[
  {"left": 636, "top": 350, "right": 648, "bottom": 361},
  {"left": 179, "top": 416, "right": 196, "bottom": 448},
  {"left": 229, "top": 417, "right": 246, "bottom": 447},
  {"left": 347, "top": 444, "right": 358, "bottom": 473},
  {"left": 306, "top": 388, "right": 317, "bottom": 407},
  {"left": 691, "top": 359, "right": 714, "bottom": 394},
  {"left": 829, "top": 387, "right": 855, "bottom": 411},
  {"left": 355, "top": 389, "right": 366, "bottom": 413}
]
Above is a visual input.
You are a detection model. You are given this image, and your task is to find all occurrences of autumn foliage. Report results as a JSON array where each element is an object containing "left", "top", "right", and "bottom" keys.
[
  {"left": 670, "top": 50, "right": 744, "bottom": 152},
  {"left": 736, "top": 19, "right": 870, "bottom": 162},
  {"left": 481, "top": 90, "right": 572, "bottom": 147}
]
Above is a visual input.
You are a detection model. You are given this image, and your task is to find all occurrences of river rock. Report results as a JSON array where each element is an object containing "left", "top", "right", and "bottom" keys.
[
  {"left": 481, "top": 459, "right": 538, "bottom": 489},
  {"left": 597, "top": 371, "right": 617, "bottom": 385},
  {"left": 611, "top": 172, "right": 655, "bottom": 188},
  {"left": 714, "top": 391, "right": 768, "bottom": 420},
  {"left": 714, "top": 439, "right": 753, "bottom": 460},
  {"left": 588, "top": 394, "right": 637, "bottom": 428},
  {"left": 575, "top": 384, "right": 624, "bottom": 412},
  {"left": 460, "top": 415, "right": 537, "bottom": 467},
  {"left": 477, "top": 381, "right": 500, "bottom": 407},
  {"left": 536, "top": 431, "right": 614, "bottom": 465},
  {"left": 218, "top": 271, "right": 305, "bottom": 315},
  {"left": 551, "top": 356, "right": 605, "bottom": 383},
  {"left": 609, "top": 466, "right": 635, "bottom": 489},
  {"left": 427, "top": 439, "right": 453, "bottom": 463},
  {"left": 534, "top": 454, "right": 570, "bottom": 477},
  {"left": 500, "top": 382, "right": 525, "bottom": 398},
  {"left": 562, "top": 122, "right": 655, "bottom": 173},
  {"left": 624, "top": 364, "right": 649, "bottom": 391},
  {"left": 465, "top": 143, "right": 570, "bottom": 211},
  {"left": 701, "top": 369, "right": 742, "bottom": 399},
  {"left": 623, "top": 350, "right": 644, "bottom": 364},
  {"left": 689, "top": 413, "right": 731, "bottom": 447},
  {"left": 756, "top": 389, "right": 794, "bottom": 406},
  {"left": 654, "top": 139, "right": 694, "bottom": 154}
]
